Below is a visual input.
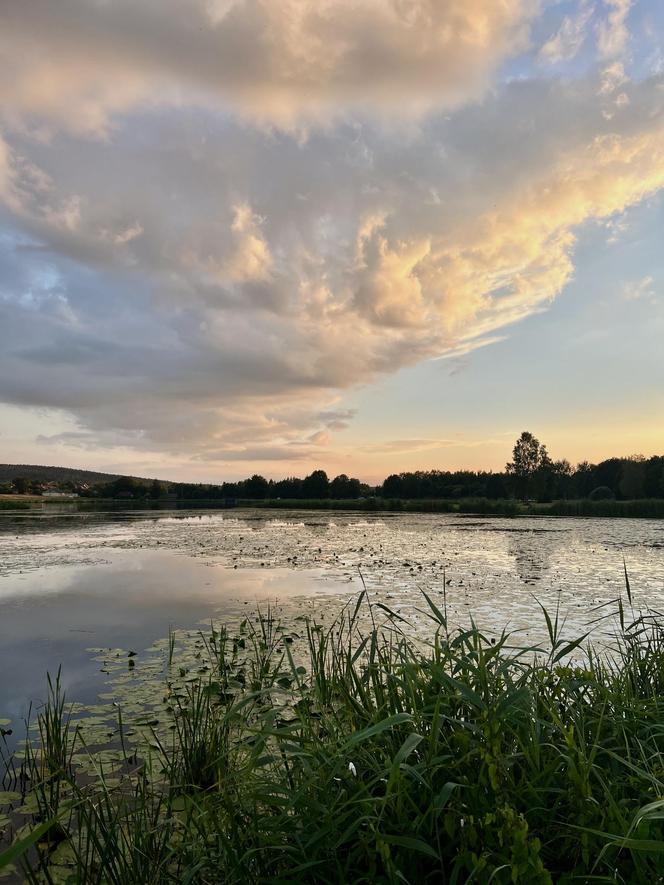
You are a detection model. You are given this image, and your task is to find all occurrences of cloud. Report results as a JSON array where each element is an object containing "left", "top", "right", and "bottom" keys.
[
  {"left": 597, "top": 0, "right": 633, "bottom": 59},
  {"left": 361, "top": 439, "right": 454, "bottom": 455},
  {"left": 623, "top": 275, "right": 656, "bottom": 301},
  {"left": 539, "top": 1, "right": 595, "bottom": 64},
  {"left": 1, "top": 9, "right": 664, "bottom": 472},
  {"left": 196, "top": 443, "right": 325, "bottom": 463},
  {"left": 352, "top": 216, "right": 431, "bottom": 327},
  {"left": 360, "top": 436, "right": 509, "bottom": 455},
  {"left": 0, "top": 0, "right": 534, "bottom": 135}
]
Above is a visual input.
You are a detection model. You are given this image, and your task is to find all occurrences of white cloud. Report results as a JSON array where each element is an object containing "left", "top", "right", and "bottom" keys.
[
  {"left": 623, "top": 275, "right": 656, "bottom": 301},
  {"left": 597, "top": 0, "right": 633, "bottom": 59},
  {"left": 539, "top": 1, "right": 595, "bottom": 64},
  {"left": 225, "top": 204, "right": 273, "bottom": 283}
]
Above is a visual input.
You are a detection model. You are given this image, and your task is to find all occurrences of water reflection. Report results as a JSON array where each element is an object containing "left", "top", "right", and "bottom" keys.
[
  {"left": 0, "top": 549, "right": 349, "bottom": 723},
  {"left": 1, "top": 509, "right": 663, "bottom": 730},
  {"left": 506, "top": 530, "right": 560, "bottom": 585}
]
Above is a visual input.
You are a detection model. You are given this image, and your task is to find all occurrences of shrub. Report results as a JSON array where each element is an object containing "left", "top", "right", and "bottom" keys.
[{"left": 589, "top": 485, "right": 616, "bottom": 501}]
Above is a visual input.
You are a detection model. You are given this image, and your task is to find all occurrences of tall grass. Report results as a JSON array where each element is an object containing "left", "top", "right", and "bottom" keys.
[
  {"left": 242, "top": 497, "right": 664, "bottom": 518},
  {"left": 541, "top": 498, "right": 664, "bottom": 518},
  {"left": 244, "top": 497, "right": 522, "bottom": 515},
  {"left": 0, "top": 500, "right": 31, "bottom": 511},
  {"left": 4, "top": 591, "right": 664, "bottom": 882}
]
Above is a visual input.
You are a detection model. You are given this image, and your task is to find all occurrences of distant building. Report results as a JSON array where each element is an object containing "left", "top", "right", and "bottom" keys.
[{"left": 42, "top": 490, "right": 79, "bottom": 498}]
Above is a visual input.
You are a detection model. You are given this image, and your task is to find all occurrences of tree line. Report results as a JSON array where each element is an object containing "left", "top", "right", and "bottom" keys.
[
  {"left": 88, "top": 470, "right": 367, "bottom": 501},
  {"left": 4, "top": 433, "right": 663, "bottom": 503},
  {"left": 94, "top": 433, "right": 664, "bottom": 503},
  {"left": 383, "top": 433, "right": 664, "bottom": 502}
]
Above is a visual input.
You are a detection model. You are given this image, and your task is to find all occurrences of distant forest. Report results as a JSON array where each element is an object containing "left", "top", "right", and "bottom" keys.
[
  {"left": 0, "top": 464, "right": 148, "bottom": 486},
  {"left": 162, "top": 453, "right": 663, "bottom": 503},
  {"left": 2, "top": 434, "right": 664, "bottom": 503}
]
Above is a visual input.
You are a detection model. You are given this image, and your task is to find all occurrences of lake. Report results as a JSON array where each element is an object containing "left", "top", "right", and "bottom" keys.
[{"left": 1, "top": 508, "right": 663, "bottom": 730}]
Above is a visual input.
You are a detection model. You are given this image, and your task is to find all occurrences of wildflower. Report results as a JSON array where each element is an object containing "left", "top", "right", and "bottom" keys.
[{"left": 348, "top": 761, "right": 357, "bottom": 776}]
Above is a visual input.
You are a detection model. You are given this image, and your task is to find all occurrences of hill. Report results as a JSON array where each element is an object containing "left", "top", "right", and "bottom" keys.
[{"left": 0, "top": 464, "right": 161, "bottom": 486}]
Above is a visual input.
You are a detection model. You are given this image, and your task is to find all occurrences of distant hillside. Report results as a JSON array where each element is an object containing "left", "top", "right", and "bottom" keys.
[{"left": 0, "top": 464, "right": 161, "bottom": 486}]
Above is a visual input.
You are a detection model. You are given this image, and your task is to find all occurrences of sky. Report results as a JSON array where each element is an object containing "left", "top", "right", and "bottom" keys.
[{"left": 0, "top": 0, "right": 663, "bottom": 484}]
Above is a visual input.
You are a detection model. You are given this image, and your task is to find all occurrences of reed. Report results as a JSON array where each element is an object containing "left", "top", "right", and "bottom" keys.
[{"left": 3, "top": 584, "right": 664, "bottom": 883}]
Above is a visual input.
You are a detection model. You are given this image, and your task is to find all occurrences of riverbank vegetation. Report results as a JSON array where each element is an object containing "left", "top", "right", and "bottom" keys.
[
  {"left": 6, "top": 493, "right": 664, "bottom": 520},
  {"left": 91, "top": 446, "right": 663, "bottom": 506},
  {"left": 0, "top": 498, "right": 31, "bottom": 511},
  {"left": 3, "top": 433, "right": 664, "bottom": 510},
  {"left": 244, "top": 496, "right": 664, "bottom": 518},
  {"left": 3, "top": 588, "right": 664, "bottom": 883}
]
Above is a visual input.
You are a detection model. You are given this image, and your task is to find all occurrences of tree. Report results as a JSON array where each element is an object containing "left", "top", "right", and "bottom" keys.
[
  {"left": 104, "top": 476, "right": 141, "bottom": 497},
  {"left": 592, "top": 458, "right": 623, "bottom": 499},
  {"left": 382, "top": 474, "right": 404, "bottom": 498},
  {"left": 550, "top": 459, "right": 573, "bottom": 500},
  {"left": 12, "top": 477, "right": 31, "bottom": 494},
  {"left": 244, "top": 474, "right": 269, "bottom": 499},
  {"left": 272, "top": 477, "right": 303, "bottom": 499},
  {"left": 644, "top": 456, "right": 664, "bottom": 498},
  {"left": 485, "top": 473, "right": 508, "bottom": 499},
  {"left": 572, "top": 461, "right": 596, "bottom": 498},
  {"left": 589, "top": 485, "right": 615, "bottom": 501},
  {"left": 330, "top": 474, "right": 361, "bottom": 499},
  {"left": 150, "top": 479, "right": 167, "bottom": 499},
  {"left": 620, "top": 456, "right": 646, "bottom": 499},
  {"left": 302, "top": 469, "right": 330, "bottom": 499},
  {"left": 506, "top": 432, "right": 552, "bottom": 500}
]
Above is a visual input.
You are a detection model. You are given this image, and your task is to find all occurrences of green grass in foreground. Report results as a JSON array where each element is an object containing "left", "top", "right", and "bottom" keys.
[{"left": 4, "top": 589, "right": 664, "bottom": 883}]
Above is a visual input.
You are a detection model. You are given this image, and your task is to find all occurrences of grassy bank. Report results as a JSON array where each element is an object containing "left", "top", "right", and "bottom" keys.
[
  {"left": 0, "top": 498, "right": 31, "bottom": 512},
  {"left": 240, "top": 497, "right": 522, "bottom": 515},
  {"left": 536, "top": 498, "right": 664, "bottom": 518},
  {"left": 3, "top": 590, "right": 664, "bottom": 883},
  {"left": 9, "top": 496, "right": 662, "bottom": 518}
]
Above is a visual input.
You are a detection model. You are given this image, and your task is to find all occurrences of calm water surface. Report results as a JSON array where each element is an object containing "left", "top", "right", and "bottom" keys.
[{"left": 1, "top": 508, "right": 663, "bottom": 725}]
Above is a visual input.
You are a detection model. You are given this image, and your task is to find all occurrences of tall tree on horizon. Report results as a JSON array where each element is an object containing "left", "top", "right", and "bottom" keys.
[{"left": 506, "top": 432, "right": 552, "bottom": 500}]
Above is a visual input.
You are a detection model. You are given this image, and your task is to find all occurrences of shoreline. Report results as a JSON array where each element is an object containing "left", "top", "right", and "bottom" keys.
[{"left": 2, "top": 496, "right": 664, "bottom": 520}]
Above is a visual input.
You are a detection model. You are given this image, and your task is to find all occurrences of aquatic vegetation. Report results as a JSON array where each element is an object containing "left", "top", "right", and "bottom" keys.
[
  {"left": 250, "top": 496, "right": 664, "bottom": 518},
  {"left": 541, "top": 498, "right": 664, "bottom": 518},
  {"left": 0, "top": 501, "right": 30, "bottom": 512},
  {"left": 3, "top": 582, "right": 664, "bottom": 883},
  {"left": 246, "top": 497, "right": 523, "bottom": 515}
]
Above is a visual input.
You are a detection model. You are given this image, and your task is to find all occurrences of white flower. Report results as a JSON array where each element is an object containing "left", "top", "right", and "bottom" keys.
[{"left": 348, "top": 761, "right": 357, "bottom": 776}]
